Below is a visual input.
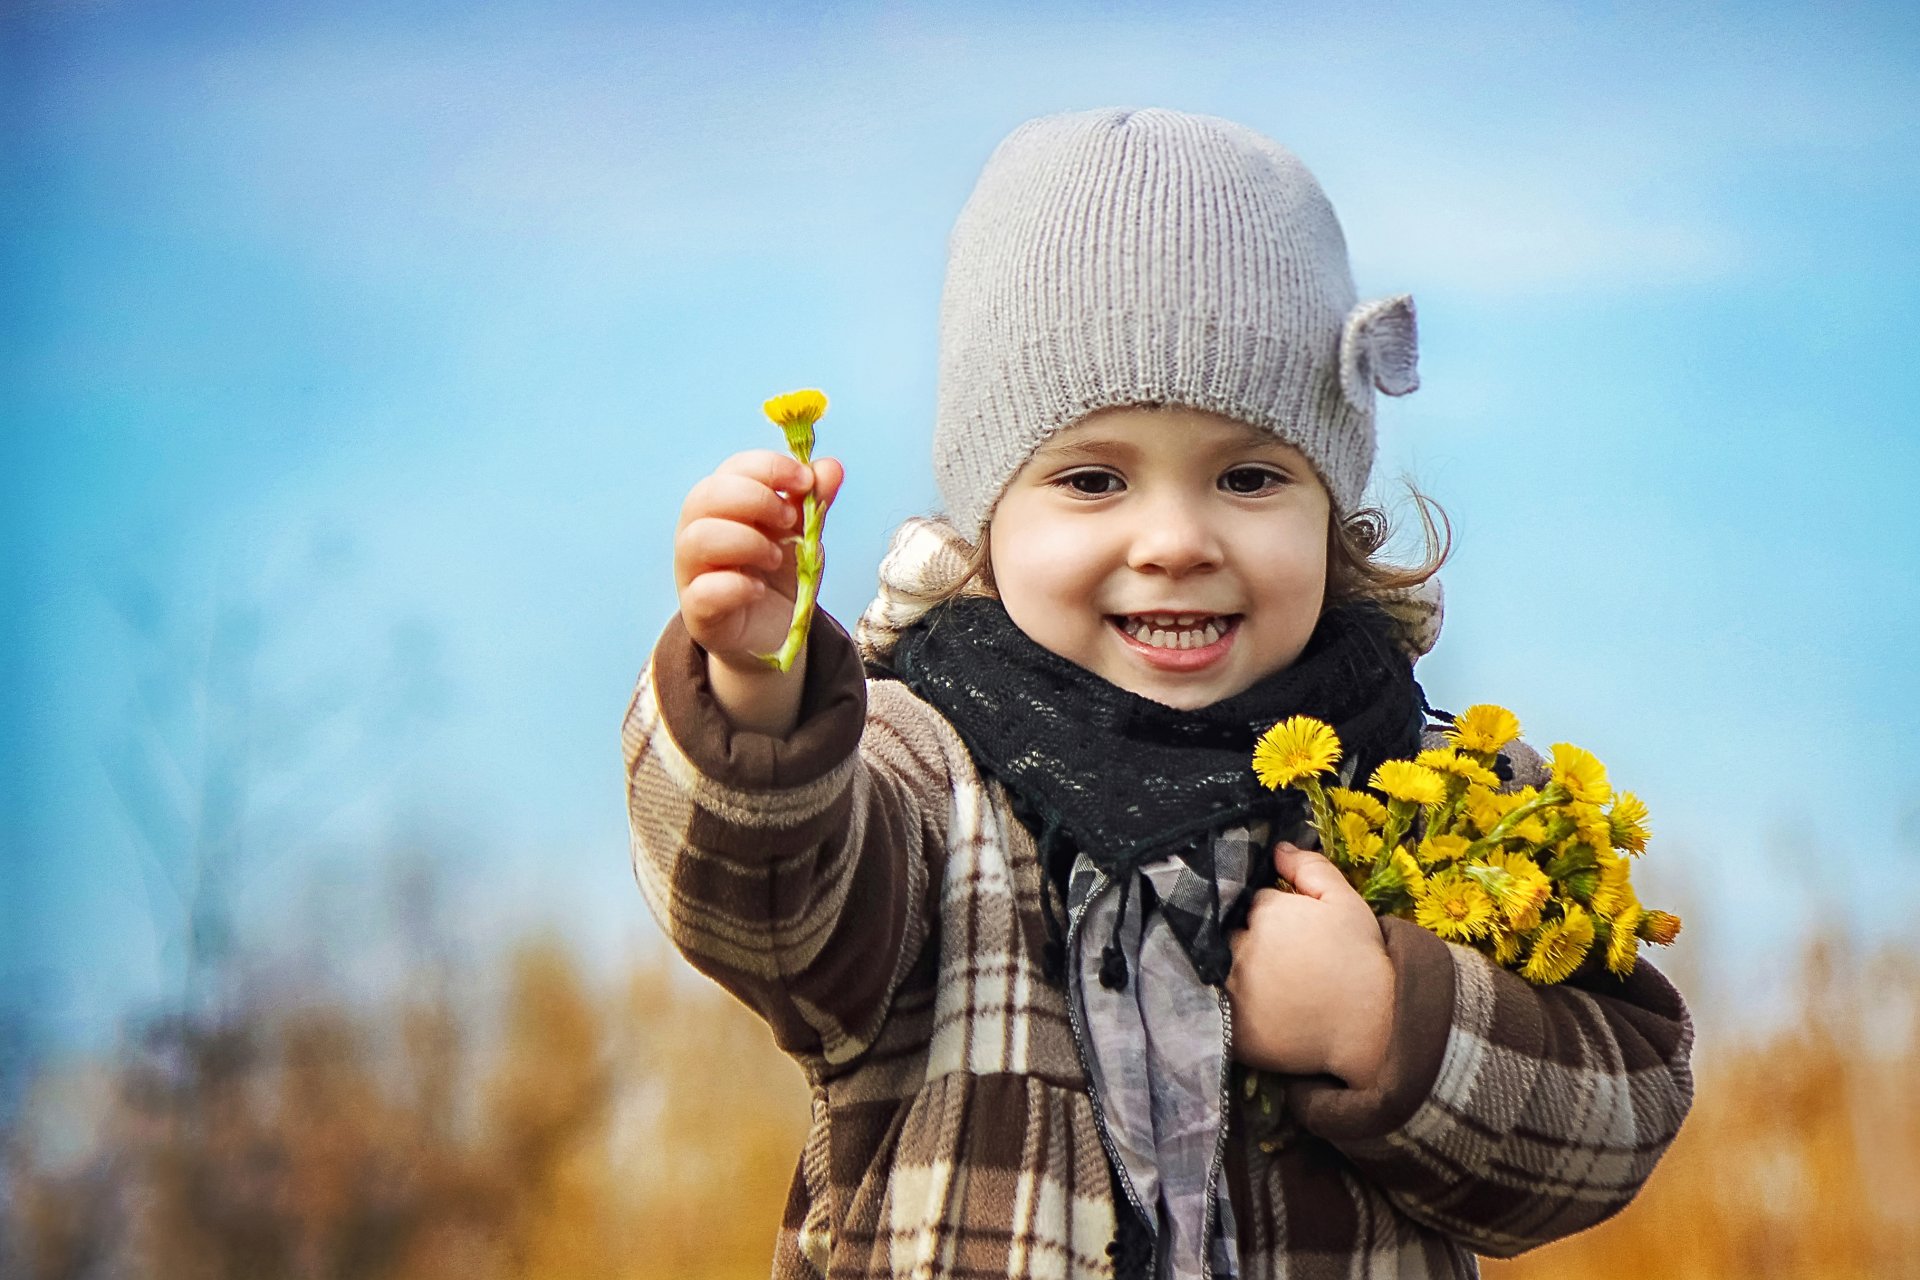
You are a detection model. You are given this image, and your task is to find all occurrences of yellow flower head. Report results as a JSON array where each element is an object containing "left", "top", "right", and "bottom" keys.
[
  {"left": 1568, "top": 801, "right": 1613, "bottom": 852},
  {"left": 1492, "top": 927, "right": 1524, "bottom": 966},
  {"left": 763, "top": 388, "right": 828, "bottom": 428},
  {"left": 1449, "top": 704, "right": 1522, "bottom": 755},
  {"left": 1638, "top": 910, "right": 1684, "bottom": 946},
  {"left": 1337, "top": 812, "right": 1385, "bottom": 865},
  {"left": 1414, "top": 868, "right": 1497, "bottom": 941},
  {"left": 1251, "top": 716, "right": 1343, "bottom": 790},
  {"left": 1391, "top": 849, "right": 1426, "bottom": 895},
  {"left": 1485, "top": 849, "right": 1552, "bottom": 929},
  {"left": 1364, "top": 848, "right": 1424, "bottom": 901},
  {"left": 763, "top": 388, "right": 828, "bottom": 458},
  {"left": 1509, "top": 812, "right": 1552, "bottom": 847},
  {"left": 1415, "top": 747, "right": 1501, "bottom": 789},
  {"left": 1587, "top": 849, "right": 1635, "bottom": 919},
  {"left": 1606, "top": 904, "right": 1643, "bottom": 976},
  {"left": 1549, "top": 743, "right": 1612, "bottom": 805},
  {"left": 1415, "top": 832, "right": 1471, "bottom": 867},
  {"left": 1520, "top": 904, "right": 1595, "bottom": 984},
  {"left": 1462, "top": 787, "right": 1510, "bottom": 838},
  {"left": 1608, "top": 791, "right": 1652, "bottom": 854},
  {"left": 1370, "top": 760, "right": 1447, "bottom": 807},
  {"left": 1330, "top": 787, "right": 1389, "bottom": 827}
]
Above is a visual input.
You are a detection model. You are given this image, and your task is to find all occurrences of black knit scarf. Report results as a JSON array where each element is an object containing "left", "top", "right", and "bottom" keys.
[{"left": 880, "top": 595, "right": 1429, "bottom": 986}]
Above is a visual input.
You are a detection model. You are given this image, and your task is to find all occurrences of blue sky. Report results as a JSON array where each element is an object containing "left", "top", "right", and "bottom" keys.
[{"left": 6, "top": 0, "right": 1919, "bottom": 1066}]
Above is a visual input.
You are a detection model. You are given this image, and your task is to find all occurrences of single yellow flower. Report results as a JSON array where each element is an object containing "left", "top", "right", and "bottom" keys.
[
  {"left": 1414, "top": 868, "right": 1497, "bottom": 941},
  {"left": 1337, "top": 812, "right": 1385, "bottom": 865},
  {"left": 1363, "top": 847, "right": 1424, "bottom": 903},
  {"left": 1252, "top": 716, "right": 1343, "bottom": 791},
  {"left": 1415, "top": 747, "right": 1501, "bottom": 789},
  {"left": 1520, "top": 905, "right": 1595, "bottom": 984},
  {"left": 1415, "top": 832, "right": 1471, "bottom": 867},
  {"left": 1449, "top": 704, "right": 1522, "bottom": 755},
  {"left": 1567, "top": 801, "right": 1613, "bottom": 851},
  {"left": 1587, "top": 850, "right": 1635, "bottom": 919},
  {"left": 763, "top": 388, "right": 828, "bottom": 428},
  {"left": 1330, "top": 787, "right": 1389, "bottom": 827},
  {"left": 1508, "top": 812, "right": 1552, "bottom": 846},
  {"left": 1391, "top": 849, "right": 1425, "bottom": 895},
  {"left": 1492, "top": 927, "right": 1524, "bottom": 966},
  {"left": 1608, "top": 791, "right": 1651, "bottom": 854},
  {"left": 753, "top": 387, "right": 831, "bottom": 672},
  {"left": 1638, "top": 910, "right": 1683, "bottom": 946},
  {"left": 1370, "top": 759, "right": 1447, "bottom": 807},
  {"left": 1461, "top": 787, "right": 1509, "bottom": 837},
  {"left": 1549, "top": 743, "right": 1612, "bottom": 805},
  {"left": 1484, "top": 849, "right": 1552, "bottom": 929},
  {"left": 1606, "top": 904, "right": 1643, "bottom": 976}
]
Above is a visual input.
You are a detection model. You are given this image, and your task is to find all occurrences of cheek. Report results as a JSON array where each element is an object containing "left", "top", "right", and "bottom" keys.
[
  {"left": 1253, "top": 520, "right": 1329, "bottom": 624},
  {"left": 989, "top": 515, "right": 1103, "bottom": 611}
]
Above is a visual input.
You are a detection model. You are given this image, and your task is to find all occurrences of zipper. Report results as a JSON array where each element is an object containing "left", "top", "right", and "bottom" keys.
[
  {"left": 1199, "top": 989, "right": 1234, "bottom": 1280},
  {"left": 1062, "top": 867, "right": 1156, "bottom": 1275},
  {"left": 1065, "top": 865, "right": 1240, "bottom": 1280}
]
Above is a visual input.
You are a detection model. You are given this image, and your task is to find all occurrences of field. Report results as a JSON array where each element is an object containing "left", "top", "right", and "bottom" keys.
[{"left": 8, "top": 927, "right": 1917, "bottom": 1279}]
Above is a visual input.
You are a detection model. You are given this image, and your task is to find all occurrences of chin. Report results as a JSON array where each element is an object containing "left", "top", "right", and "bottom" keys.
[{"left": 1122, "top": 675, "right": 1239, "bottom": 711}]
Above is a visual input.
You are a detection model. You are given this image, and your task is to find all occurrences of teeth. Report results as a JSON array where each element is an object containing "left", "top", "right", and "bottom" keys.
[{"left": 1121, "top": 615, "right": 1230, "bottom": 649}]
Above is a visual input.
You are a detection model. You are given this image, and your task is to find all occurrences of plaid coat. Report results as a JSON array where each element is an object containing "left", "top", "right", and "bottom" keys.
[{"left": 623, "top": 612, "right": 1694, "bottom": 1279}]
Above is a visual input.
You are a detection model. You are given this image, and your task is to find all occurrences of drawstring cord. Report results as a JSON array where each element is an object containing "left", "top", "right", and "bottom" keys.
[{"left": 1099, "top": 869, "right": 1135, "bottom": 991}]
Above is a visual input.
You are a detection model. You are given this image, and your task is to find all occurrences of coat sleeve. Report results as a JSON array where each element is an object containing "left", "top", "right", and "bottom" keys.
[
  {"left": 621, "top": 610, "right": 952, "bottom": 1067},
  {"left": 1282, "top": 736, "right": 1696, "bottom": 1256},
  {"left": 1286, "top": 920, "right": 1694, "bottom": 1256}
]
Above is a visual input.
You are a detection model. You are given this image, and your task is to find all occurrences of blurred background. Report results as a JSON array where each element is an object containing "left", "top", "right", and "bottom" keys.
[{"left": 5, "top": 0, "right": 1917, "bottom": 1275}]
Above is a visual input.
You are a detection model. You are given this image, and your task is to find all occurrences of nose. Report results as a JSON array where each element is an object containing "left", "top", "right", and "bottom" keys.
[{"left": 1125, "top": 493, "right": 1224, "bottom": 577}]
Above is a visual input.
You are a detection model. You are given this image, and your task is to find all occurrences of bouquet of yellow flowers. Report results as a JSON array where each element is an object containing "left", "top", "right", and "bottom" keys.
[{"left": 1249, "top": 704, "right": 1681, "bottom": 985}]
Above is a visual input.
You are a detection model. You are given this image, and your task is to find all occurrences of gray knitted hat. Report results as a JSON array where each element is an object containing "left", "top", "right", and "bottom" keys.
[{"left": 933, "top": 107, "right": 1419, "bottom": 540}]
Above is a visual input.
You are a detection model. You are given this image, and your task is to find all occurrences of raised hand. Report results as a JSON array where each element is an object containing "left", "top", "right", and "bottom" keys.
[{"left": 673, "top": 449, "right": 844, "bottom": 731}]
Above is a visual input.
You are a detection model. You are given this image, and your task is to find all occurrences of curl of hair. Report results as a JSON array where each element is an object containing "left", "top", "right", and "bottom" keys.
[
  {"left": 921, "top": 484, "right": 1451, "bottom": 612},
  {"left": 1324, "top": 482, "right": 1452, "bottom": 607}
]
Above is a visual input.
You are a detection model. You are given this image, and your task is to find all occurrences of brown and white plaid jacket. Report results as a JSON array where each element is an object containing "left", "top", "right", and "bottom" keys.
[{"left": 623, "top": 612, "right": 1694, "bottom": 1279}]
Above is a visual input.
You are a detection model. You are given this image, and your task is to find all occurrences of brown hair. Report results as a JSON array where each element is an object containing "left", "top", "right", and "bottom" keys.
[
  {"left": 1323, "top": 481, "right": 1453, "bottom": 606},
  {"left": 920, "top": 482, "right": 1452, "bottom": 612}
]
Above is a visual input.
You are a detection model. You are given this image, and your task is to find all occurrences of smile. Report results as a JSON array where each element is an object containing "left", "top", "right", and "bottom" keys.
[{"left": 1108, "top": 612, "right": 1241, "bottom": 670}]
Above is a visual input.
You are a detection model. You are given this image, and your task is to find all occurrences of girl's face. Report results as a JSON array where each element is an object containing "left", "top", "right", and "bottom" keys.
[{"left": 987, "top": 405, "right": 1331, "bottom": 711}]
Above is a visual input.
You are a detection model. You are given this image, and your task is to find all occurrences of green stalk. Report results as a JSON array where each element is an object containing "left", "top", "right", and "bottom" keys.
[
  {"left": 1462, "top": 782, "right": 1568, "bottom": 860},
  {"left": 1300, "top": 777, "right": 1347, "bottom": 866},
  {"left": 757, "top": 419, "right": 825, "bottom": 673},
  {"left": 1381, "top": 798, "right": 1415, "bottom": 856}
]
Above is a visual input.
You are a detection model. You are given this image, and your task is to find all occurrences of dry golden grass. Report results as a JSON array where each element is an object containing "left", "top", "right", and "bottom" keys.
[
  {"left": 1487, "top": 933, "right": 1920, "bottom": 1280},
  {"left": 6, "top": 927, "right": 1916, "bottom": 1278}
]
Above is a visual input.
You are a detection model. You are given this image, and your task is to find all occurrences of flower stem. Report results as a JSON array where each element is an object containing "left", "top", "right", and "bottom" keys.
[
  {"left": 1462, "top": 783, "right": 1567, "bottom": 860},
  {"left": 756, "top": 418, "right": 824, "bottom": 673},
  {"left": 1301, "top": 778, "right": 1346, "bottom": 866}
]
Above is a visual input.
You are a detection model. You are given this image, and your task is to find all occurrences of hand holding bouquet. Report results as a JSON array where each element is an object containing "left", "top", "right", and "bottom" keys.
[{"left": 1250, "top": 705, "right": 1681, "bottom": 984}]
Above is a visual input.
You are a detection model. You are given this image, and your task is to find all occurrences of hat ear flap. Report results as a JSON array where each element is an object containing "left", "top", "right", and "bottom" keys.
[{"left": 1338, "top": 294, "right": 1420, "bottom": 408}]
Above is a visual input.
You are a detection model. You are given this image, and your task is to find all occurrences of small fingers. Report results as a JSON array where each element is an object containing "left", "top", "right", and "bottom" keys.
[
  {"left": 675, "top": 516, "right": 785, "bottom": 589},
  {"left": 678, "top": 570, "right": 768, "bottom": 644},
  {"left": 681, "top": 470, "right": 801, "bottom": 536},
  {"left": 1271, "top": 842, "right": 1359, "bottom": 904},
  {"left": 713, "top": 448, "right": 816, "bottom": 494}
]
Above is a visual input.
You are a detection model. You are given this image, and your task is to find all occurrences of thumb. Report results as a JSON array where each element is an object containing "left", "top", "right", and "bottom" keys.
[
  {"left": 1271, "top": 841, "right": 1354, "bottom": 902},
  {"left": 810, "top": 457, "right": 845, "bottom": 515}
]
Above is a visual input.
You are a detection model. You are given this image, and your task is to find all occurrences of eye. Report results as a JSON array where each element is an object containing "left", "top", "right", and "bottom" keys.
[
  {"left": 1220, "top": 465, "right": 1290, "bottom": 496},
  {"left": 1054, "top": 468, "right": 1125, "bottom": 497}
]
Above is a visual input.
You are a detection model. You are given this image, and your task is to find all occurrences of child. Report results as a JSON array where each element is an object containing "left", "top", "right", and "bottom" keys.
[{"left": 627, "top": 108, "right": 1693, "bottom": 1280}]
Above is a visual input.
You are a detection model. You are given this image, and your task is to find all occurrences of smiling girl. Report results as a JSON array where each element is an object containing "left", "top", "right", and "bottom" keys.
[{"left": 626, "top": 108, "right": 1692, "bottom": 1280}]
